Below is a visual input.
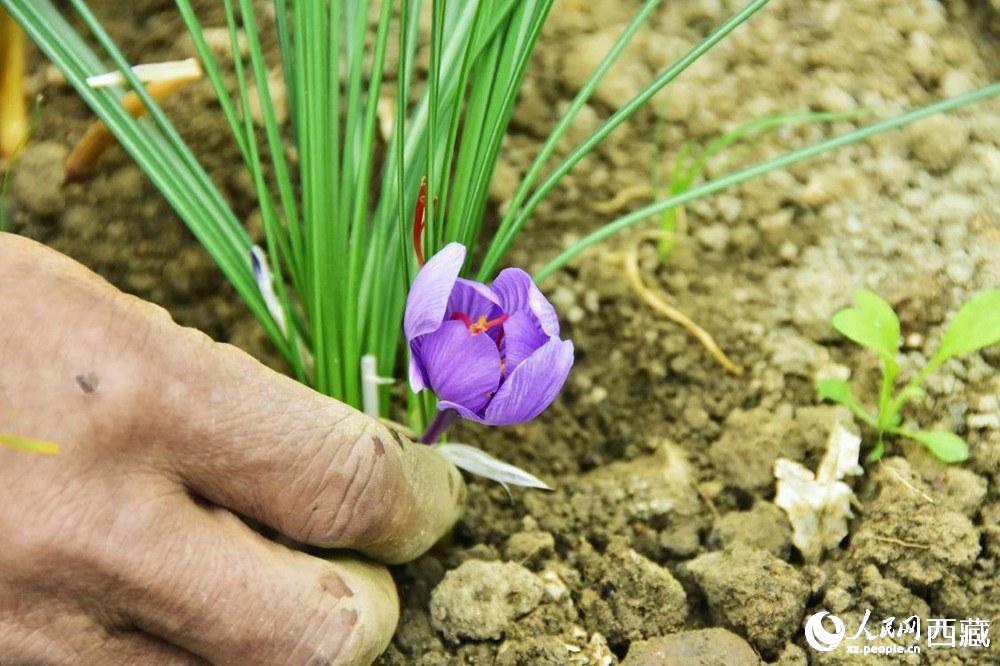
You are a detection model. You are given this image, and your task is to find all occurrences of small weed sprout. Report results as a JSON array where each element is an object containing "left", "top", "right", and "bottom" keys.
[
  {"left": 649, "top": 110, "right": 863, "bottom": 259},
  {"left": 817, "top": 288, "right": 1000, "bottom": 463}
]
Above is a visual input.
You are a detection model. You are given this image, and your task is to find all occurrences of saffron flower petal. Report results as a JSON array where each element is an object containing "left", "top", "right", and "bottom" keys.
[
  {"left": 447, "top": 278, "right": 501, "bottom": 320},
  {"left": 501, "top": 309, "right": 549, "bottom": 374},
  {"left": 436, "top": 399, "right": 486, "bottom": 422},
  {"left": 404, "top": 242, "right": 466, "bottom": 341},
  {"left": 405, "top": 243, "right": 574, "bottom": 432},
  {"left": 492, "top": 268, "right": 560, "bottom": 337},
  {"left": 416, "top": 320, "right": 501, "bottom": 413},
  {"left": 409, "top": 356, "right": 428, "bottom": 393},
  {"left": 482, "top": 337, "right": 574, "bottom": 426}
]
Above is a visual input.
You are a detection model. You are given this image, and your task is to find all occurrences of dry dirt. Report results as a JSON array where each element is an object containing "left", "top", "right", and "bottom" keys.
[{"left": 4, "top": 0, "right": 999, "bottom": 664}]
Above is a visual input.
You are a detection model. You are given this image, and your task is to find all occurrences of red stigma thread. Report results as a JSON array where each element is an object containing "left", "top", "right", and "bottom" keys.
[
  {"left": 451, "top": 312, "right": 509, "bottom": 335},
  {"left": 413, "top": 177, "right": 427, "bottom": 267}
]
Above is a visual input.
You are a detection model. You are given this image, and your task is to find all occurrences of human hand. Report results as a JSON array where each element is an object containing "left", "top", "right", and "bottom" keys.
[{"left": 0, "top": 232, "right": 464, "bottom": 664}]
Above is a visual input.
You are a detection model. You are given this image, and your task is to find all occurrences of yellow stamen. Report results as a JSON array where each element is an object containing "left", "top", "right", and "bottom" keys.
[{"left": 470, "top": 315, "right": 489, "bottom": 334}]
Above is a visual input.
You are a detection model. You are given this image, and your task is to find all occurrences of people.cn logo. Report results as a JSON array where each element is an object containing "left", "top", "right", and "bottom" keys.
[{"left": 805, "top": 611, "right": 846, "bottom": 652}]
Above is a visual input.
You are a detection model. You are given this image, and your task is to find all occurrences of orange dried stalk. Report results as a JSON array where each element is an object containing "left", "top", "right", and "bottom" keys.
[
  {"left": 0, "top": 9, "right": 28, "bottom": 161},
  {"left": 64, "top": 77, "right": 196, "bottom": 182}
]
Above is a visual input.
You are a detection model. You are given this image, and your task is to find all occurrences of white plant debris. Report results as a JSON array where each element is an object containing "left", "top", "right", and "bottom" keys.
[
  {"left": 249, "top": 245, "right": 287, "bottom": 336},
  {"left": 435, "top": 443, "right": 551, "bottom": 493},
  {"left": 86, "top": 58, "right": 202, "bottom": 88},
  {"left": 774, "top": 424, "right": 863, "bottom": 561}
]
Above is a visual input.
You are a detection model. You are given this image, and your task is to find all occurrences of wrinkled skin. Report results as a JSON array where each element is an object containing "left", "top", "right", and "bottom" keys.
[{"left": 0, "top": 233, "right": 465, "bottom": 664}]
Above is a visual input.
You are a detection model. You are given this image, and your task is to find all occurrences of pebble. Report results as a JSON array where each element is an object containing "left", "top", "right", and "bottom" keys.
[
  {"left": 248, "top": 66, "right": 288, "bottom": 126},
  {"left": 505, "top": 530, "right": 555, "bottom": 565},
  {"left": 850, "top": 459, "right": 981, "bottom": 590},
  {"left": 695, "top": 223, "right": 730, "bottom": 251},
  {"left": 944, "top": 249, "right": 975, "bottom": 284},
  {"left": 686, "top": 543, "right": 810, "bottom": 657},
  {"left": 758, "top": 207, "right": 794, "bottom": 233},
  {"left": 908, "top": 114, "right": 969, "bottom": 171},
  {"left": 817, "top": 84, "right": 857, "bottom": 112},
  {"left": 968, "top": 413, "right": 1000, "bottom": 429},
  {"left": 577, "top": 538, "right": 688, "bottom": 644},
  {"left": 551, "top": 285, "right": 576, "bottom": 310},
  {"left": 585, "top": 386, "right": 608, "bottom": 404},
  {"left": 10, "top": 142, "right": 66, "bottom": 217},
  {"left": 561, "top": 29, "right": 648, "bottom": 109},
  {"left": 940, "top": 68, "right": 976, "bottom": 96},
  {"left": 778, "top": 240, "right": 798, "bottom": 260},
  {"left": 711, "top": 501, "right": 793, "bottom": 559},
  {"left": 622, "top": 628, "right": 758, "bottom": 666},
  {"left": 429, "top": 560, "right": 544, "bottom": 642},
  {"left": 715, "top": 195, "right": 742, "bottom": 223},
  {"left": 538, "top": 569, "right": 569, "bottom": 602},
  {"left": 905, "top": 30, "right": 940, "bottom": 81}
]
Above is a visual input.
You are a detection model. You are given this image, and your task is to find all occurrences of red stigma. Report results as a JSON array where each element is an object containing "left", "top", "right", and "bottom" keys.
[
  {"left": 413, "top": 177, "right": 427, "bottom": 267},
  {"left": 450, "top": 312, "right": 509, "bottom": 336}
]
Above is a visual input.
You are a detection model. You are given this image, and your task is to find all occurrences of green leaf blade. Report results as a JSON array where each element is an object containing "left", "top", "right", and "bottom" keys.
[
  {"left": 902, "top": 430, "right": 969, "bottom": 463},
  {"left": 831, "top": 289, "right": 900, "bottom": 365},
  {"left": 815, "top": 377, "right": 853, "bottom": 403},
  {"left": 815, "top": 378, "right": 878, "bottom": 427},
  {"left": 931, "top": 289, "right": 1000, "bottom": 365}
]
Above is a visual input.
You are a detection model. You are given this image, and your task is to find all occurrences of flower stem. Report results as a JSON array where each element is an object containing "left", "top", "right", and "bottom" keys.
[{"left": 420, "top": 409, "right": 458, "bottom": 444}]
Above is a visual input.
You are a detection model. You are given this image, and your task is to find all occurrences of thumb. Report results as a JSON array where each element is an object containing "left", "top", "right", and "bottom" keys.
[{"left": 148, "top": 322, "right": 465, "bottom": 564}]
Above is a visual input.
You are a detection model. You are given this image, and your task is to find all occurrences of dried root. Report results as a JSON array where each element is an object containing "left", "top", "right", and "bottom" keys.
[
  {"left": 620, "top": 230, "right": 742, "bottom": 375},
  {"left": 588, "top": 183, "right": 651, "bottom": 215}
]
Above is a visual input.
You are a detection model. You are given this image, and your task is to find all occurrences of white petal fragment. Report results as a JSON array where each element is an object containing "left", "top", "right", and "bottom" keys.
[
  {"left": 250, "top": 245, "right": 287, "bottom": 336},
  {"left": 87, "top": 58, "right": 203, "bottom": 89},
  {"left": 435, "top": 443, "right": 552, "bottom": 491},
  {"left": 774, "top": 424, "right": 862, "bottom": 562}
]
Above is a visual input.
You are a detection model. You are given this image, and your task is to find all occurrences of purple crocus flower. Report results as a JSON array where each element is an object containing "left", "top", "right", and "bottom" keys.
[{"left": 404, "top": 242, "right": 574, "bottom": 428}]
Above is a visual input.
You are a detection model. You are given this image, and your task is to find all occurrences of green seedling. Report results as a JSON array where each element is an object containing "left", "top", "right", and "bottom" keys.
[
  {"left": 650, "top": 109, "right": 864, "bottom": 258},
  {"left": 817, "top": 288, "right": 1000, "bottom": 463}
]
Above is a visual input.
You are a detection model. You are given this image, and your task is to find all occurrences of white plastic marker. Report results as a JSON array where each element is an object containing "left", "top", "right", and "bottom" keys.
[
  {"left": 86, "top": 58, "right": 203, "bottom": 89},
  {"left": 360, "top": 355, "right": 394, "bottom": 418}
]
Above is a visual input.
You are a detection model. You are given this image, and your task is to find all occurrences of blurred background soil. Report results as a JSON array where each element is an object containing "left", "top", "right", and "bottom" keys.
[{"left": 5, "top": 0, "right": 999, "bottom": 663}]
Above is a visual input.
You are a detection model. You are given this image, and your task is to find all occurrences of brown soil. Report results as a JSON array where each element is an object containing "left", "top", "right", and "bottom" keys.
[{"left": 5, "top": 0, "right": 999, "bottom": 664}]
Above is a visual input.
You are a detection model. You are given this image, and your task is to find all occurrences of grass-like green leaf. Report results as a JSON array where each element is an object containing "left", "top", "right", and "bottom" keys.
[
  {"left": 533, "top": 82, "right": 1000, "bottom": 283},
  {"left": 649, "top": 109, "right": 864, "bottom": 260},
  {"left": 831, "top": 289, "right": 900, "bottom": 365},
  {"left": 0, "top": 433, "right": 59, "bottom": 455},
  {"left": 899, "top": 429, "right": 969, "bottom": 463},
  {"left": 929, "top": 288, "right": 1000, "bottom": 367}
]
